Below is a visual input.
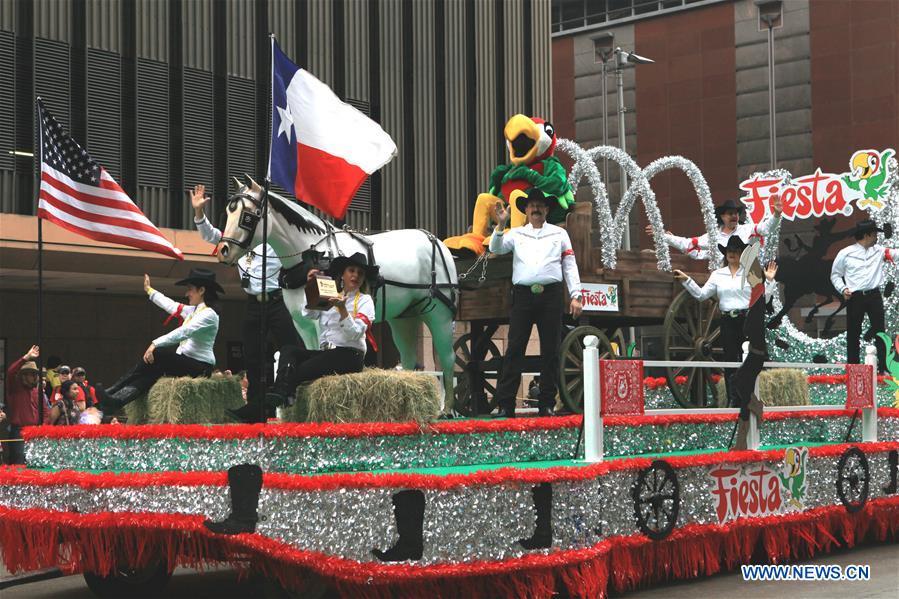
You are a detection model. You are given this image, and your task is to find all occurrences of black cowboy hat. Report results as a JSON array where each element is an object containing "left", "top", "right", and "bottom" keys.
[
  {"left": 514, "top": 187, "right": 559, "bottom": 215},
  {"left": 714, "top": 199, "right": 747, "bottom": 216},
  {"left": 853, "top": 219, "right": 884, "bottom": 236},
  {"left": 718, "top": 235, "right": 749, "bottom": 256},
  {"left": 175, "top": 268, "right": 225, "bottom": 295},
  {"left": 328, "top": 252, "right": 380, "bottom": 281}
]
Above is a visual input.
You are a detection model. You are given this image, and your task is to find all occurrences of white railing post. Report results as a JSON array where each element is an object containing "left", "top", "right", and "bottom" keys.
[
  {"left": 583, "top": 335, "right": 603, "bottom": 462},
  {"left": 863, "top": 345, "right": 878, "bottom": 442}
]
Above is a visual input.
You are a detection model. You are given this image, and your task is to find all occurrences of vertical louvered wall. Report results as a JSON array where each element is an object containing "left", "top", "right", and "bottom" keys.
[
  {"left": 307, "top": 0, "right": 333, "bottom": 86},
  {"left": 411, "top": 1, "right": 436, "bottom": 233},
  {"left": 86, "top": 48, "right": 121, "bottom": 179},
  {"left": 86, "top": 0, "right": 119, "bottom": 52},
  {"left": 378, "top": 0, "right": 404, "bottom": 230},
  {"left": 182, "top": 0, "right": 214, "bottom": 226},
  {"left": 2, "top": 0, "right": 553, "bottom": 238},
  {"left": 474, "top": 2, "right": 499, "bottom": 197},
  {"left": 443, "top": 1, "right": 468, "bottom": 235},
  {"left": 532, "top": 2, "right": 552, "bottom": 119},
  {"left": 0, "top": 29, "right": 14, "bottom": 191}
]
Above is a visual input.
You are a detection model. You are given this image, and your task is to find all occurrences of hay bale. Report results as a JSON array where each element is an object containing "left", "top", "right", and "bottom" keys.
[
  {"left": 713, "top": 368, "right": 809, "bottom": 407},
  {"left": 283, "top": 368, "right": 440, "bottom": 424},
  {"left": 759, "top": 368, "right": 809, "bottom": 406},
  {"left": 123, "top": 375, "right": 245, "bottom": 424}
]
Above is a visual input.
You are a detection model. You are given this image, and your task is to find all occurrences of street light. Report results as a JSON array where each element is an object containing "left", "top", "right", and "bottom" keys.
[
  {"left": 614, "top": 47, "right": 654, "bottom": 251},
  {"left": 756, "top": 0, "right": 783, "bottom": 169},
  {"left": 592, "top": 32, "right": 614, "bottom": 189}
]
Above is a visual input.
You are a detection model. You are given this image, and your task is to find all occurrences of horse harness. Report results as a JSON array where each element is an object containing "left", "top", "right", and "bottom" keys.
[{"left": 278, "top": 228, "right": 457, "bottom": 319}]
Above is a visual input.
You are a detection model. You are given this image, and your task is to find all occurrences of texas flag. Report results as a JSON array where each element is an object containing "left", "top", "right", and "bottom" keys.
[{"left": 268, "top": 39, "right": 397, "bottom": 219}]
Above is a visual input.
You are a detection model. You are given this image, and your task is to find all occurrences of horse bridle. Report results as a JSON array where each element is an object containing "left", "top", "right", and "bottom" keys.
[{"left": 221, "top": 192, "right": 266, "bottom": 250}]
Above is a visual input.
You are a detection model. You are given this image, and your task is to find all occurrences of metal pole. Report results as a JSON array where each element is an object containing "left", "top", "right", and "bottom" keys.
[
  {"left": 616, "top": 55, "right": 629, "bottom": 251},
  {"left": 601, "top": 59, "right": 609, "bottom": 186},
  {"left": 767, "top": 24, "right": 777, "bottom": 169},
  {"left": 615, "top": 50, "right": 637, "bottom": 348}
]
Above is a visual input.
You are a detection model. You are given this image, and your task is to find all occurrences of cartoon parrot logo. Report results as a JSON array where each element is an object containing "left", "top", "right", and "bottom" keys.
[
  {"left": 844, "top": 149, "right": 895, "bottom": 210},
  {"left": 778, "top": 446, "right": 808, "bottom": 509},
  {"left": 876, "top": 332, "right": 899, "bottom": 407}
]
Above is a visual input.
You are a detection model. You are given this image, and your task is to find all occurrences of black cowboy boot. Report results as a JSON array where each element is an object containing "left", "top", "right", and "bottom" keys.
[
  {"left": 228, "top": 401, "right": 273, "bottom": 424},
  {"left": 518, "top": 483, "right": 553, "bottom": 550},
  {"left": 204, "top": 464, "right": 264, "bottom": 535},
  {"left": 372, "top": 490, "right": 425, "bottom": 562},
  {"left": 95, "top": 384, "right": 143, "bottom": 413},
  {"left": 263, "top": 347, "right": 299, "bottom": 409}
]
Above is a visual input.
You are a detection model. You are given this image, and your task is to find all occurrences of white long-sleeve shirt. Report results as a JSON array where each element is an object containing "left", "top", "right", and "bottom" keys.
[
  {"left": 830, "top": 243, "right": 893, "bottom": 294},
  {"left": 195, "top": 215, "right": 281, "bottom": 295},
  {"left": 301, "top": 291, "right": 375, "bottom": 353},
  {"left": 488, "top": 222, "right": 582, "bottom": 299},
  {"left": 665, "top": 213, "right": 779, "bottom": 260},
  {"left": 149, "top": 291, "right": 219, "bottom": 364},
  {"left": 681, "top": 267, "right": 776, "bottom": 312}
]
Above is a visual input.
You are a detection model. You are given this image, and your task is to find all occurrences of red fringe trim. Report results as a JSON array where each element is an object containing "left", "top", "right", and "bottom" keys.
[
  {"left": 3, "top": 442, "right": 898, "bottom": 491},
  {"left": 1, "top": 497, "right": 898, "bottom": 598},
  {"left": 22, "top": 408, "right": 899, "bottom": 442}
]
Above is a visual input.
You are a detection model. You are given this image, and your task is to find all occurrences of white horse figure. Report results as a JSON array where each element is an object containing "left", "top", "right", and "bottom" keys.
[{"left": 216, "top": 178, "right": 458, "bottom": 413}]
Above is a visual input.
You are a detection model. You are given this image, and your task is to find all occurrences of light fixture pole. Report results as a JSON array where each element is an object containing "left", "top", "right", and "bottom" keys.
[
  {"left": 613, "top": 47, "right": 654, "bottom": 251},
  {"left": 592, "top": 33, "right": 614, "bottom": 187},
  {"left": 756, "top": 0, "right": 783, "bottom": 169}
]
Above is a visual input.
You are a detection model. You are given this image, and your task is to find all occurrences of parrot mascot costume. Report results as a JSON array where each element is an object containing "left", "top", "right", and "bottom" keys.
[{"left": 444, "top": 114, "right": 575, "bottom": 256}]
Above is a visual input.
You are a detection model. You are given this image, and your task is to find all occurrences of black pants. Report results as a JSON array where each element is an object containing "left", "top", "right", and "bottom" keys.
[
  {"left": 495, "top": 283, "right": 564, "bottom": 411},
  {"left": 846, "top": 290, "right": 886, "bottom": 372},
  {"left": 244, "top": 293, "right": 302, "bottom": 403},
  {"left": 719, "top": 312, "right": 746, "bottom": 408},
  {"left": 275, "top": 344, "right": 365, "bottom": 392},
  {"left": 729, "top": 297, "right": 768, "bottom": 420},
  {"left": 719, "top": 313, "right": 746, "bottom": 363},
  {"left": 110, "top": 346, "right": 212, "bottom": 397}
]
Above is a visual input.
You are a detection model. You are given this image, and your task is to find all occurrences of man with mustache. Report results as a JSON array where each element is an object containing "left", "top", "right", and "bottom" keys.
[{"left": 489, "top": 188, "right": 583, "bottom": 418}]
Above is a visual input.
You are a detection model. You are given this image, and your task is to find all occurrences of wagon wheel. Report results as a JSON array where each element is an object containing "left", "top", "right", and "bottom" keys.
[
  {"left": 631, "top": 460, "right": 680, "bottom": 540},
  {"left": 836, "top": 447, "right": 870, "bottom": 513},
  {"left": 559, "top": 326, "right": 615, "bottom": 414},
  {"left": 453, "top": 333, "right": 502, "bottom": 416},
  {"left": 663, "top": 290, "right": 724, "bottom": 408}
]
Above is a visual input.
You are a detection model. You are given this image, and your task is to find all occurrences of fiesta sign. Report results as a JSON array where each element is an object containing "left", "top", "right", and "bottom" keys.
[
  {"left": 739, "top": 148, "right": 895, "bottom": 223},
  {"left": 578, "top": 283, "right": 619, "bottom": 312},
  {"left": 708, "top": 447, "right": 808, "bottom": 523}
]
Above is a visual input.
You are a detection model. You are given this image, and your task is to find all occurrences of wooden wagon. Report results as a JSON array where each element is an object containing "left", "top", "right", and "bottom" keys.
[{"left": 452, "top": 203, "right": 722, "bottom": 413}]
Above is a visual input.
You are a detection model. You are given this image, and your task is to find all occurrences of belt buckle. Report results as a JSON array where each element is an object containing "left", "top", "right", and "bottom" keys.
[
  {"left": 530, "top": 283, "right": 544, "bottom": 294},
  {"left": 320, "top": 341, "right": 335, "bottom": 350}
]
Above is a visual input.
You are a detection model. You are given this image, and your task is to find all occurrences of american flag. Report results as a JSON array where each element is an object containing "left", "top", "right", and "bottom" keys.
[{"left": 37, "top": 99, "right": 183, "bottom": 260}]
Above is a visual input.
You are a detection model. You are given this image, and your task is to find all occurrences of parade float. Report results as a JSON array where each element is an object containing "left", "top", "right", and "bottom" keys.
[{"left": 2, "top": 140, "right": 899, "bottom": 598}]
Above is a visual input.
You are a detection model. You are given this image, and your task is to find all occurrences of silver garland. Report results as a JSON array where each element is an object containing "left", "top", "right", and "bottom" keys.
[
  {"left": 5, "top": 451, "right": 896, "bottom": 567},
  {"left": 557, "top": 140, "right": 671, "bottom": 271},
  {"left": 640, "top": 155, "right": 721, "bottom": 270}
]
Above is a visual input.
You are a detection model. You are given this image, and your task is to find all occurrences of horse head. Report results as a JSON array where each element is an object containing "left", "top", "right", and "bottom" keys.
[{"left": 218, "top": 175, "right": 265, "bottom": 266}]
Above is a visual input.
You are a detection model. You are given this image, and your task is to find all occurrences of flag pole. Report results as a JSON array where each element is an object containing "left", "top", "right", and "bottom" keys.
[
  {"left": 258, "top": 34, "right": 276, "bottom": 423},
  {"left": 35, "top": 98, "right": 45, "bottom": 422}
]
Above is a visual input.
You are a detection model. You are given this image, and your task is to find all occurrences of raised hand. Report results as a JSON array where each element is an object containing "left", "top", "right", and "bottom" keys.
[
  {"left": 764, "top": 261, "right": 778, "bottom": 281},
  {"left": 772, "top": 192, "right": 783, "bottom": 215},
  {"left": 191, "top": 184, "right": 210, "bottom": 215},
  {"left": 24, "top": 345, "right": 39, "bottom": 360},
  {"left": 144, "top": 273, "right": 152, "bottom": 293},
  {"left": 494, "top": 201, "right": 509, "bottom": 229}
]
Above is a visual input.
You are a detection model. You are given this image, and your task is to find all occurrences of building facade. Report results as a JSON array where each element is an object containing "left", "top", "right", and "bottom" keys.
[
  {"left": 1, "top": 0, "right": 553, "bottom": 383},
  {"left": 551, "top": 0, "right": 899, "bottom": 339}
]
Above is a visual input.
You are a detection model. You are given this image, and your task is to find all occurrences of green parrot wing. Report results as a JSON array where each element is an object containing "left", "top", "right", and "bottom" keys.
[
  {"left": 868, "top": 150, "right": 896, "bottom": 196},
  {"left": 488, "top": 163, "right": 515, "bottom": 197},
  {"left": 843, "top": 175, "right": 861, "bottom": 192}
]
